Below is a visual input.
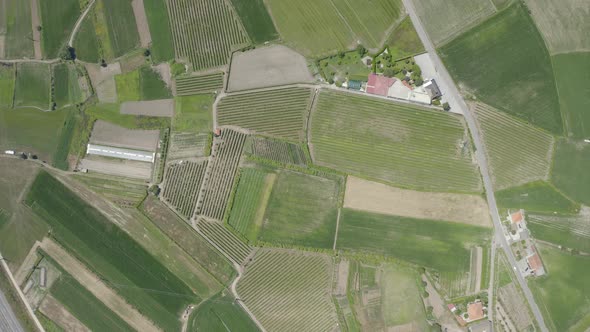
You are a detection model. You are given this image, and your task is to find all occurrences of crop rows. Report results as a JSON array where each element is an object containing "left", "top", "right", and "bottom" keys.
[
  {"left": 175, "top": 73, "right": 224, "bottom": 96},
  {"left": 217, "top": 87, "right": 313, "bottom": 141},
  {"left": 228, "top": 168, "right": 269, "bottom": 240},
  {"left": 474, "top": 103, "right": 554, "bottom": 190},
  {"left": 311, "top": 90, "right": 481, "bottom": 193},
  {"left": 163, "top": 160, "right": 208, "bottom": 219},
  {"left": 236, "top": 249, "right": 339, "bottom": 331},
  {"left": 197, "top": 218, "right": 252, "bottom": 264},
  {"left": 196, "top": 129, "right": 247, "bottom": 220},
  {"left": 167, "top": 0, "right": 249, "bottom": 70},
  {"left": 528, "top": 213, "right": 590, "bottom": 239},
  {"left": 245, "top": 136, "right": 308, "bottom": 166},
  {"left": 168, "top": 132, "right": 209, "bottom": 160}
]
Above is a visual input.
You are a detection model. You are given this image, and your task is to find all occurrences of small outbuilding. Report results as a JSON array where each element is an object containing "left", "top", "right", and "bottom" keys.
[{"left": 347, "top": 80, "right": 363, "bottom": 90}]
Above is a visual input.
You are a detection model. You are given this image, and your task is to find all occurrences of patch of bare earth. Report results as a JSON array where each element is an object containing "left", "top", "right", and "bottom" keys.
[
  {"left": 29, "top": 0, "right": 41, "bottom": 59},
  {"left": 120, "top": 51, "right": 146, "bottom": 73},
  {"left": 498, "top": 283, "right": 533, "bottom": 330},
  {"left": 120, "top": 99, "right": 174, "bottom": 117},
  {"left": 85, "top": 63, "right": 121, "bottom": 103},
  {"left": 39, "top": 238, "right": 161, "bottom": 332},
  {"left": 79, "top": 156, "right": 153, "bottom": 180},
  {"left": 0, "top": 35, "right": 5, "bottom": 58},
  {"left": 39, "top": 295, "right": 90, "bottom": 332},
  {"left": 90, "top": 120, "right": 160, "bottom": 151},
  {"left": 154, "top": 63, "right": 172, "bottom": 89},
  {"left": 421, "top": 275, "right": 463, "bottom": 332},
  {"left": 387, "top": 322, "right": 421, "bottom": 332},
  {"left": 344, "top": 176, "right": 492, "bottom": 227},
  {"left": 334, "top": 259, "right": 349, "bottom": 296},
  {"left": 131, "top": 0, "right": 151, "bottom": 48}
]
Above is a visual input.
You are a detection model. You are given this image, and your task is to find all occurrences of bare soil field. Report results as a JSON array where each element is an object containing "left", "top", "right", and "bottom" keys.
[
  {"left": 498, "top": 282, "right": 533, "bottom": 330},
  {"left": 120, "top": 51, "right": 147, "bottom": 73},
  {"left": 39, "top": 295, "right": 90, "bottom": 332},
  {"left": 227, "top": 45, "right": 313, "bottom": 91},
  {"left": 30, "top": 0, "right": 41, "bottom": 59},
  {"left": 80, "top": 156, "right": 153, "bottom": 179},
  {"left": 39, "top": 238, "right": 160, "bottom": 332},
  {"left": 131, "top": 0, "right": 151, "bottom": 48},
  {"left": 0, "top": 35, "right": 5, "bottom": 58},
  {"left": 90, "top": 120, "right": 159, "bottom": 151},
  {"left": 154, "top": 63, "right": 172, "bottom": 89},
  {"left": 120, "top": 99, "right": 174, "bottom": 117},
  {"left": 85, "top": 63, "right": 121, "bottom": 103},
  {"left": 334, "top": 260, "right": 349, "bottom": 296},
  {"left": 524, "top": 0, "right": 590, "bottom": 54},
  {"left": 344, "top": 177, "right": 492, "bottom": 227}
]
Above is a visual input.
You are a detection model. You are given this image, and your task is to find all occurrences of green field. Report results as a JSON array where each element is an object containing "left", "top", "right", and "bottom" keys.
[
  {"left": 237, "top": 249, "right": 338, "bottom": 331},
  {"left": 163, "top": 160, "right": 207, "bottom": 219},
  {"left": 553, "top": 52, "right": 590, "bottom": 139},
  {"left": 143, "top": 0, "right": 175, "bottom": 62},
  {"left": 139, "top": 66, "right": 171, "bottom": 100},
  {"left": 115, "top": 70, "right": 140, "bottom": 102},
  {"left": 187, "top": 291, "right": 260, "bottom": 331},
  {"left": 53, "top": 63, "right": 83, "bottom": 108},
  {"left": 386, "top": 16, "right": 425, "bottom": 60},
  {"left": 527, "top": 212, "right": 590, "bottom": 253},
  {"left": 474, "top": 103, "right": 555, "bottom": 190},
  {"left": 175, "top": 73, "right": 224, "bottom": 96},
  {"left": 2, "top": 0, "right": 34, "bottom": 58},
  {"left": 496, "top": 181, "right": 579, "bottom": 214},
  {"left": 173, "top": 94, "right": 213, "bottom": 133},
  {"left": 319, "top": 50, "right": 372, "bottom": 83},
  {"left": 25, "top": 171, "right": 197, "bottom": 331},
  {"left": 337, "top": 209, "right": 491, "bottom": 271},
  {"left": 244, "top": 136, "right": 309, "bottom": 166},
  {"left": 439, "top": 3, "right": 562, "bottom": 134},
  {"left": 72, "top": 14, "right": 100, "bottom": 62},
  {"left": 73, "top": 173, "right": 147, "bottom": 207},
  {"left": 39, "top": 0, "right": 80, "bottom": 58},
  {"left": 551, "top": 139, "right": 590, "bottom": 205},
  {"left": 85, "top": 103, "right": 170, "bottom": 129},
  {"left": 311, "top": 90, "right": 481, "bottom": 192},
  {"left": 0, "top": 64, "right": 15, "bottom": 108},
  {"left": 101, "top": 0, "right": 140, "bottom": 57},
  {"left": 51, "top": 107, "right": 77, "bottom": 170},
  {"left": 529, "top": 244, "right": 590, "bottom": 332},
  {"left": 229, "top": 0, "right": 278, "bottom": 44},
  {"left": 260, "top": 171, "right": 340, "bottom": 248},
  {"left": 217, "top": 87, "right": 312, "bottom": 141},
  {"left": 14, "top": 62, "right": 51, "bottom": 110},
  {"left": 49, "top": 271, "right": 134, "bottom": 332}
]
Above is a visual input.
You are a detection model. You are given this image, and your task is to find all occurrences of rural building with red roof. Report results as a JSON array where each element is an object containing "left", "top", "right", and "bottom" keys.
[{"left": 366, "top": 73, "right": 395, "bottom": 96}]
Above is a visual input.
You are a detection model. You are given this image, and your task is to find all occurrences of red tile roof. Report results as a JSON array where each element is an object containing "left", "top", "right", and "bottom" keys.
[
  {"left": 366, "top": 73, "right": 395, "bottom": 96},
  {"left": 467, "top": 302, "right": 485, "bottom": 321},
  {"left": 511, "top": 211, "right": 523, "bottom": 223}
]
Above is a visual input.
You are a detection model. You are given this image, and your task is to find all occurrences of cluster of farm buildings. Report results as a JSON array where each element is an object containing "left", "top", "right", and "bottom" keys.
[{"left": 504, "top": 210, "right": 546, "bottom": 277}]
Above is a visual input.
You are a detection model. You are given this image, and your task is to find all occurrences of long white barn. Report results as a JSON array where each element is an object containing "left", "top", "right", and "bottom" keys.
[{"left": 86, "top": 144, "right": 155, "bottom": 163}]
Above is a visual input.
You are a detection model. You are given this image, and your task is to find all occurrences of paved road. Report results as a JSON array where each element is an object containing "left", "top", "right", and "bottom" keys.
[
  {"left": 401, "top": 0, "right": 549, "bottom": 331},
  {"left": 0, "top": 289, "right": 24, "bottom": 332}
]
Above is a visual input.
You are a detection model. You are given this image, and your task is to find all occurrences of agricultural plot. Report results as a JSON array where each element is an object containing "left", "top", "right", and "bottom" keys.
[
  {"left": 143, "top": 0, "right": 174, "bottom": 62},
  {"left": 38, "top": 0, "right": 80, "bottom": 58},
  {"left": 197, "top": 218, "right": 252, "bottom": 265},
  {"left": 553, "top": 52, "right": 590, "bottom": 138},
  {"left": 120, "top": 99, "right": 174, "bottom": 117},
  {"left": 175, "top": 73, "right": 224, "bottom": 96},
  {"left": 79, "top": 156, "right": 153, "bottom": 180},
  {"left": 473, "top": 102, "right": 554, "bottom": 190},
  {"left": 385, "top": 16, "right": 425, "bottom": 61},
  {"left": 523, "top": 0, "right": 590, "bottom": 54},
  {"left": 1, "top": 0, "right": 34, "bottom": 58},
  {"left": 167, "top": 0, "right": 249, "bottom": 70},
  {"left": 237, "top": 249, "right": 339, "bottom": 331},
  {"left": 495, "top": 181, "right": 580, "bottom": 214},
  {"left": 412, "top": 0, "right": 496, "bottom": 46},
  {"left": 85, "top": 103, "right": 170, "bottom": 130},
  {"left": 163, "top": 160, "right": 208, "bottom": 219},
  {"left": 311, "top": 90, "right": 481, "bottom": 193},
  {"left": 168, "top": 133, "right": 210, "bottom": 160},
  {"left": 228, "top": 0, "right": 277, "bottom": 44},
  {"left": 72, "top": 173, "right": 147, "bottom": 207},
  {"left": 89, "top": 120, "right": 159, "bottom": 151},
  {"left": 217, "top": 87, "right": 313, "bottom": 141},
  {"left": 337, "top": 209, "right": 491, "bottom": 272},
  {"left": 141, "top": 196, "right": 236, "bottom": 284},
  {"left": 227, "top": 167, "right": 275, "bottom": 242},
  {"left": 14, "top": 62, "right": 51, "bottom": 110},
  {"left": 173, "top": 94, "right": 213, "bottom": 133},
  {"left": 53, "top": 63, "right": 83, "bottom": 108},
  {"left": 244, "top": 136, "right": 309, "bottom": 166},
  {"left": 260, "top": 170, "right": 341, "bottom": 248},
  {"left": 115, "top": 66, "right": 171, "bottom": 102},
  {"left": 529, "top": 244, "right": 590, "bottom": 332},
  {"left": 197, "top": 129, "right": 247, "bottom": 221},
  {"left": 439, "top": 3, "right": 562, "bottom": 134},
  {"left": 99, "top": 0, "right": 140, "bottom": 58},
  {"left": 187, "top": 291, "right": 259, "bottom": 331},
  {"left": 25, "top": 171, "right": 197, "bottom": 332},
  {"left": 0, "top": 63, "right": 15, "bottom": 108},
  {"left": 527, "top": 210, "right": 590, "bottom": 253},
  {"left": 72, "top": 16, "right": 100, "bottom": 63},
  {"left": 551, "top": 139, "right": 590, "bottom": 205}
]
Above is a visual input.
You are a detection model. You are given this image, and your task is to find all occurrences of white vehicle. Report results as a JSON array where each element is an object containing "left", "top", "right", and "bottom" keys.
[{"left": 584, "top": 139, "right": 590, "bottom": 143}]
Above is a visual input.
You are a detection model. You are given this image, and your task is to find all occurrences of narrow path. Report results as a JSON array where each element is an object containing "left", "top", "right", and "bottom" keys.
[
  {"left": 30, "top": 0, "right": 42, "bottom": 60},
  {"left": 332, "top": 208, "right": 341, "bottom": 251},
  {"left": 401, "top": 0, "right": 548, "bottom": 330},
  {"left": 68, "top": 0, "right": 96, "bottom": 47}
]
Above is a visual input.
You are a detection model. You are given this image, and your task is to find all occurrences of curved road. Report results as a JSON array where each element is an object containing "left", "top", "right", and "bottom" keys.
[{"left": 400, "top": 0, "right": 549, "bottom": 331}]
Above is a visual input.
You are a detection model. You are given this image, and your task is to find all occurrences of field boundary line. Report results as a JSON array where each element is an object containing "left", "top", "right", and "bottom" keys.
[{"left": 333, "top": 208, "right": 341, "bottom": 251}]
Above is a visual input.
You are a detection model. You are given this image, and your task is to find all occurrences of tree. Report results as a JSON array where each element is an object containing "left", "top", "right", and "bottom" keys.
[
  {"left": 20, "top": 153, "right": 28, "bottom": 160},
  {"left": 36, "top": 25, "right": 42, "bottom": 31},
  {"left": 414, "top": 78, "right": 424, "bottom": 86},
  {"left": 356, "top": 44, "right": 367, "bottom": 56},
  {"left": 383, "top": 68, "right": 395, "bottom": 77},
  {"left": 443, "top": 102, "right": 451, "bottom": 111},
  {"left": 338, "top": 51, "right": 345, "bottom": 59},
  {"left": 423, "top": 291, "right": 429, "bottom": 298},
  {"left": 143, "top": 48, "right": 151, "bottom": 57},
  {"left": 60, "top": 46, "right": 76, "bottom": 60},
  {"left": 148, "top": 185, "right": 161, "bottom": 196}
]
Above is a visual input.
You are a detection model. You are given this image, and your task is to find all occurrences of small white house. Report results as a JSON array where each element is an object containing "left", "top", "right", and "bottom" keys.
[{"left": 4, "top": 150, "right": 15, "bottom": 155}]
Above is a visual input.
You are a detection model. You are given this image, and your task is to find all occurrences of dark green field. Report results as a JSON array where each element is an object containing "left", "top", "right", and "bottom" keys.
[
  {"left": 553, "top": 52, "right": 590, "bottom": 139},
  {"left": 25, "top": 171, "right": 197, "bottom": 331},
  {"left": 229, "top": 0, "right": 278, "bottom": 43},
  {"left": 51, "top": 107, "right": 77, "bottom": 170},
  {"left": 187, "top": 292, "right": 260, "bottom": 332},
  {"left": 527, "top": 215, "right": 590, "bottom": 253},
  {"left": 386, "top": 16, "right": 425, "bottom": 60},
  {"left": 39, "top": 0, "right": 80, "bottom": 58},
  {"left": 14, "top": 62, "right": 51, "bottom": 110},
  {"left": 72, "top": 16, "right": 100, "bottom": 62},
  {"left": 139, "top": 66, "right": 171, "bottom": 100},
  {"left": 0, "top": 64, "right": 15, "bottom": 108},
  {"left": 53, "top": 63, "right": 82, "bottom": 108},
  {"left": 143, "top": 0, "right": 175, "bottom": 62},
  {"left": 551, "top": 139, "right": 590, "bottom": 205},
  {"left": 337, "top": 209, "right": 491, "bottom": 271},
  {"left": 495, "top": 181, "right": 579, "bottom": 214},
  {"left": 101, "top": 0, "right": 140, "bottom": 57},
  {"left": 439, "top": 3, "right": 561, "bottom": 134}
]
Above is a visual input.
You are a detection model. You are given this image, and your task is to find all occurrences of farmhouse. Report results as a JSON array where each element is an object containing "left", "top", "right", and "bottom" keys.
[
  {"left": 525, "top": 246, "right": 546, "bottom": 276},
  {"left": 366, "top": 73, "right": 395, "bottom": 96},
  {"left": 466, "top": 301, "right": 486, "bottom": 322},
  {"left": 423, "top": 79, "right": 442, "bottom": 99}
]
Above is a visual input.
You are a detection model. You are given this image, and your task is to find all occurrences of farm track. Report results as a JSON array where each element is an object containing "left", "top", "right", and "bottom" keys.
[{"left": 68, "top": 0, "right": 96, "bottom": 47}]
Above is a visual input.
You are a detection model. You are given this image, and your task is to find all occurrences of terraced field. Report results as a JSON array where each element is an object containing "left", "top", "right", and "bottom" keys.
[
  {"left": 473, "top": 103, "right": 554, "bottom": 190},
  {"left": 244, "top": 136, "right": 308, "bottom": 166},
  {"left": 197, "top": 129, "right": 247, "bottom": 220},
  {"left": 163, "top": 160, "right": 207, "bottom": 219},
  {"left": 217, "top": 87, "right": 313, "bottom": 141},
  {"left": 197, "top": 219, "right": 252, "bottom": 264},
  {"left": 175, "top": 73, "right": 224, "bottom": 96},
  {"left": 311, "top": 90, "right": 481, "bottom": 192},
  {"left": 236, "top": 249, "right": 339, "bottom": 331},
  {"left": 167, "top": 0, "right": 249, "bottom": 70}
]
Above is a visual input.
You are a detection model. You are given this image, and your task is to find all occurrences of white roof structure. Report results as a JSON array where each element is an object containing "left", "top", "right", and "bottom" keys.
[{"left": 86, "top": 144, "right": 155, "bottom": 163}]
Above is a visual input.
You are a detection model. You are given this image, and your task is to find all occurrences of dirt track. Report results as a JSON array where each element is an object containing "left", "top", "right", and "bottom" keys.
[
  {"left": 39, "top": 295, "right": 90, "bottom": 332},
  {"left": 29, "top": 0, "right": 42, "bottom": 59},
  {"left": 131, "top": 0, "right": 152, "bottom": 48},
  {"left": 344, "top": 176, "right": 492, "bottom": 227}
]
